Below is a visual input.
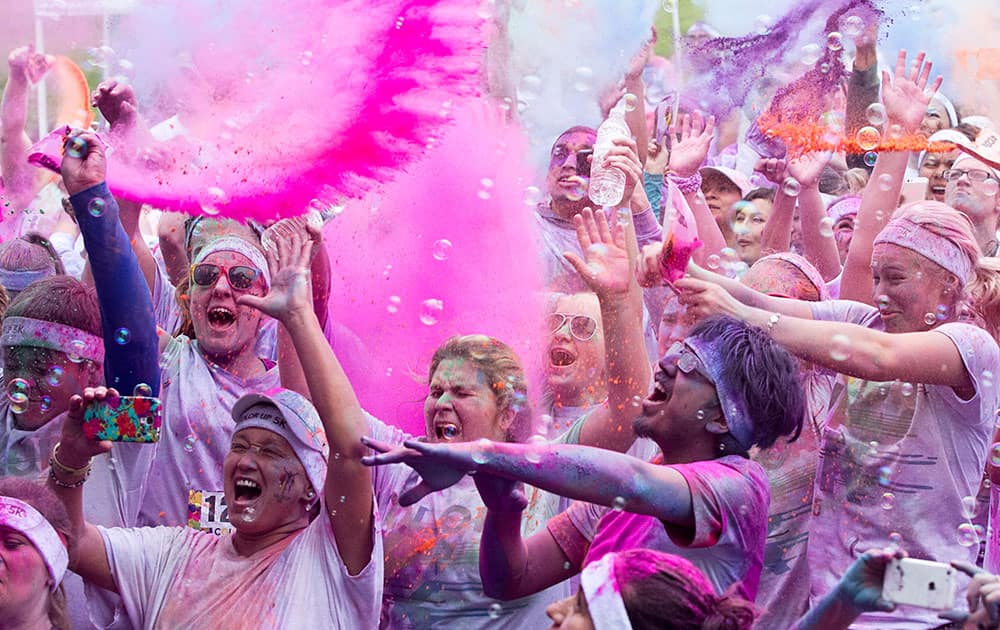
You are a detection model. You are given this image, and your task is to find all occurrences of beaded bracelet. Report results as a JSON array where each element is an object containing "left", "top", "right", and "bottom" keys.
[
  {"left": 51, "top": 442, "right": 92, "bottom": 476},
  {"left": 49, "top": 466, "right": 90, "bottom": 489},
  {"left": 667, "top": 171, "right": 703, "bottom": 195}
]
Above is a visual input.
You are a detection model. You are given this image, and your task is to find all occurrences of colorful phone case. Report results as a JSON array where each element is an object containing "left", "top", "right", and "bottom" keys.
[{"left": 82, "top": 396, "right": 162, "bottom": 443}]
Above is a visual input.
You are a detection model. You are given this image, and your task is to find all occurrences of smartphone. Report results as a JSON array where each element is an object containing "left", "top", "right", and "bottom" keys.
[
  {"left": 82, "top": 396, "right": 162, "bottom": 443},
  {"left": 881, "top": 557, "right": 958, "bottom": 610},
  {"left": 900, "top": 177, "right": 929, "bottom": 206}
]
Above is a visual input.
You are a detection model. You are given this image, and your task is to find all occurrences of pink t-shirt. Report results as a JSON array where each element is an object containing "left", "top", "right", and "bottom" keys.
[{"left": 557, "top": 455, "right": 770, "bottom": 601}]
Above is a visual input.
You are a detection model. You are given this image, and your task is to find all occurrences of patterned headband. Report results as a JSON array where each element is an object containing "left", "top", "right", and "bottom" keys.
[
  {"left": 873, "top": 218, "right": 973, "bottom": 287},
  {"left": 0, "top": 496, "right": 68, "bottom": 589},
  {"left": 1, "top": 316, "right": 104, "bottom": 363},
  {"left": 0, "top": 267, "right": 56, "bottom": 292}
]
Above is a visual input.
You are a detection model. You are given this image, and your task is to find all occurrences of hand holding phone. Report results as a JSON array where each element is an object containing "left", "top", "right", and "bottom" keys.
[
  {"left": 82, "top": 395, "right": 161, "bottom": 443},
  {"left": 882, "top": 557, "right": 957, "bottom": 610}
]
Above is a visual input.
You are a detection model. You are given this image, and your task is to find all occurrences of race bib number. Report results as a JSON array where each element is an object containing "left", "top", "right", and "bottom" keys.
[{"left": 187, "top": 490, "right": 233, "bottom": 536}]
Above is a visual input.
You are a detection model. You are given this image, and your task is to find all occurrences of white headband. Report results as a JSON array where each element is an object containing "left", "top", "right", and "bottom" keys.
[
  {"left": 874, "top": 219, "right": 974, "bottom": 287},
  {"left": 192, "top": 236, "right": 271, "bottom": 289},
  {"left": 582, "top": 553, "right": 632, "bottom": 630},
  {"left": 1, "top": 316, "right": 105, "bottom": 363},
  {"left": 0, "top": 496, "right": 68, "bottom": 589}
]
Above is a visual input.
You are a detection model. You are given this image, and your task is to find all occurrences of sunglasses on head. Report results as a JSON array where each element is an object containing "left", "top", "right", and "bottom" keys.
[
  {"left": 548, "top": 312, "right": 598, "bottom": 341},
  {"left": 190, "top": 263, "right": 261, "bottom": 291}
]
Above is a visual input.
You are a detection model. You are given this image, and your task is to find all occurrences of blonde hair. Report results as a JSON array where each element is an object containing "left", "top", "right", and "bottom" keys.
[{"left": 890, "top": 201, "right": 1000, "bottom": 339}]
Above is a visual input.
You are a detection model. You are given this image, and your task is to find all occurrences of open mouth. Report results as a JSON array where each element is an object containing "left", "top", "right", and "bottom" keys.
[
  {"left": 930, "top": 185, "right": 945, "bottom": 197},
  {"left": 234, "top": 478, "right": 262, "bottom": 502},
  {"left": 208, "top": 307, "right": 236, "bottom": 329},
  {"left": 549, "top": 347, "right": 577, "bottom": 367},
  {"left": 647, "top": 380, "right": 670, "bottom": 403},
  {"left": 435, "top": 423, "right": 460, "bottom": 441}
]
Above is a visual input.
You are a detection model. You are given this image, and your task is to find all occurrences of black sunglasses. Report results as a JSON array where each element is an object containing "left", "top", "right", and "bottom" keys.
[{"left": 190, "top": 263, "right": 261, "bottom": 291}]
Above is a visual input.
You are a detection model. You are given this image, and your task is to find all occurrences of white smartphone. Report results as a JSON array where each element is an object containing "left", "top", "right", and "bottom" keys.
[
  {"left": 881, "top": 557, "right": 958, "bottom": 610},
  {"left": 899, "top": 177, "right": 929, "bottom": 206}
]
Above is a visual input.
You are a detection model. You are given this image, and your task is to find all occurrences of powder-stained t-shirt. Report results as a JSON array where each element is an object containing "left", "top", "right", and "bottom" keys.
[
  {"left": 554, "top": 454, "right": 770, "bottom": 601},
  {"left": 99, "top": 501, "right": 382, "bottom": 629},
  {"left": 808, "top": 300, "right": 999, "bottom": 629}
]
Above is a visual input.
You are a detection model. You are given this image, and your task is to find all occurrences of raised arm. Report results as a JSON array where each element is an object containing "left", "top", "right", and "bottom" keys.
[
  {"left": 237, "top": 232, "right": 373, "bottom": 574},
  {"left": 839, "top": 50, "right": 941, "bottom": 303},
  {"left": 2, "top": 46, "right": 50, "bottom": 212},
  {"left": 787, "top": 151, "right": 842, "bottom": 281},
  {"left": 47, "top": 387, "right": 119, "bottom": 593},
  {"left": 757, "top": 158, "right": 796, "bottom": 255},
  {"left": 62, "top": 131, "right": 160, "bottom": 395},
  {"left": 562, "top": 208, "right": 649, "bottom": 452},
  {"left": 666, "top": 112, "right": 726, "bottom": 262},
  {"left": 676, "top": 276, "right": 974, "bottom": 390}
]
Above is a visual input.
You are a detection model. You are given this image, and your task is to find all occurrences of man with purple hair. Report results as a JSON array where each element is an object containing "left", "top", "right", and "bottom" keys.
[{"left": 363, "top": 314, "right": 806, "bottom": 602}]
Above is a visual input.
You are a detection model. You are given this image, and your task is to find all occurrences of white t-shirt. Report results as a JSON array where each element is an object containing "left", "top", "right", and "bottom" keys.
[
  {"left": 366, "top": 414, "right": 589, "bottom": 629},
  {"left": 138, "top": 335, "right": 280, "bottom": 526},
  {"left": 808, "top": 300, "right": 1000, "bottom": 629},
  {"left": 99, "top": 501, "right": 382, "bottom": 629}
]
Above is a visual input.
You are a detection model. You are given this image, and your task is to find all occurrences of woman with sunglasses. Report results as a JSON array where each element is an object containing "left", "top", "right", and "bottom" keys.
[
  {"left": 350, "top": 208, "right": 651, "bottom": 628},
  {"left": 544, "top": 294, "right": 608, "bottom": 430},
  {"left": 363, "top": 312, "right": 804, "bottom": 606}
]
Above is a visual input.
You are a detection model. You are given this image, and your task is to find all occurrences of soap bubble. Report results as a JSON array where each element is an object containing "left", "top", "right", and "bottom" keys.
[
  {"left": 983, "top": 370, "right": 994, "bottom": 388},
  {"left": 299, "top": 50, "right": 313, "bottom": 66},
  {"left": 958, "top": 523, "right": 979, "bottom": 547},
  {"left": 990, "top": 442, "right": 1000, "bottom": 466},
  {"left": 923, "top": 312, "right": 936, "bottom": 326},
  {"left": 386, "top": 295, "right": 402, "bottom": 315},
  {"left": 782, "top": 177, "right": 802, "bottom": 197},
  {"left": 877, "top": 173, "right": 893, "bottom": 191},
  {"left": 523, "top": 186, "right": 543, "bottom": 206},
  {"left": 45, "top": 366, "right": 64, "bottom": 387},
  {"left": 114, "top": 327, "right": 131, "bottom": 345},
  {"left": 830, "top": 334, "right": 851, "bottom": 361},
  {"left": 984, "top": 179, "right": 999, "bottom": 197},
  {"left": 65, "top": 136, "right": 88, "bottom": 159},
  {"left": 573, "top": 67, "right": 594, "bottom": 93},
  {"left": 87, "top": 198, "right": 106, "bottom": 217},
  {"left": 863, "top": 151, "right": 878, "bottom": 167},
  {"left": 878, "top": 465, "right": 892, "bottom": 486},
  {"left": 888, "top": 531, "right": 903, "bottom": 545},
  {"left": 623, "top": 93, "right": 639, "bottom": 112},
  {"left": 240, "top": 505, "right": 258, "bottom": 524},
  {"left": 440, "top": 424, "right": 459, "bottom": 440},
  {"left": 880, "top": 492, "right": 895, "bottom": 510},
  {"left": 843, "top": 15, "right": 865, "bottom": 38},
  {"left": 8, "top": 392, "right": 28, "bottom": 414},
  {"left": 472, "top": 438, "right": 491, "bottom": 464},
  {"left": 7, "top": 378, "right": 29, "bottom": 401},
  {"left": 865, "top": 103, "right": 887, "bottom": 126},
  {"left": 706, "top": 254, "right": 721, "bottom": 270},
  {"left": 183, "top": 434, "right": 197, "bottom": 452},
  {"left": 612, "top": 496, "right": 627, "bottom": 511},
  {"left": 67, "top": 340, "right": 86, "bottom": 363},
  {"left": 826, "top": 31, "right": 843, "bottom": 51},
  {"left": 819, "top": 217, "right": 835, "bottom": 238},
  {"left": 432, "top": 239, "right": 452, "bottom": 261},
  {"left": 900, "top": 382, "right": 914, "bottom": 397},
  {"left": 856, "top": 126, "right": 880, "bottom": 151},
  {"left": 819, "top": 63, "right": 830, "bottom": 74},
  {"left": 133, "top": 383, "right": 153, "bottom": 397},
  {"left": 525, "top": 435, "right": 547, "bottom": 463},
  {"left": 420, "top": 299, "right": 444, "bottom": 326},
  {"left": 488, "top": 603, "right": 503, "bottom": 619},
  {"left": 40, "top": 396, "right": 52, "bottom": 412},
  {"left": 565, "top": 176, "right": 588, "bottom": 201},
  {"left": 800, "top": 43, "right": 822, "bottom": 66}
]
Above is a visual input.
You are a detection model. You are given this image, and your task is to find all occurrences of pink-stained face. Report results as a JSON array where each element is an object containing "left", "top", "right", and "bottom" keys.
[
  {"left": 423, "top": 359, "right": 506, "bottom": 443},
  {"left": 0, "top": 524, "right": 51, "bottom": 621},
  {"left": 546, "top": 294, "right": 606, "bottom": 402},
  {"left": 223, "top": 427, "right": 312, "bottom": 534},
  {"left": 635, "top": 345, "right": 721, "bottom": 449},
  {"left": 2, "top": 347, "right": 98, "bottom": 431},
  {"left": 188, "top": 250, "right": 266, "bottom": 362},
  {"left": 731, "top": 197, "right": 772, "bottom": 265},
  {"left": 546, "top": 130, "right": 596, "bottom": 206},
  {"left": 871, "top": 243, "right": 956, "bottom": 334},
  {"left": 944, "top": 156, "right": 1000, "bottom": 222}
]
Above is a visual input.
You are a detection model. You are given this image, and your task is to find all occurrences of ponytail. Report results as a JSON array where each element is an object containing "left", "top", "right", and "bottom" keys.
[{"left": 700, "top": 585, "right": 757, "bottom": 630}]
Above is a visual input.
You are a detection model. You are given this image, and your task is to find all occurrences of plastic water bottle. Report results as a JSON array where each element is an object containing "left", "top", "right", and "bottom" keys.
[{"left": 589, "top": 99, "right": 631, "bottom": 206}]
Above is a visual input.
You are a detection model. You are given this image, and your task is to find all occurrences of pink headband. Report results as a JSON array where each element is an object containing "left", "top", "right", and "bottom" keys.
[
  {"left": 873, "top": 219, "right": 973, "bottom": 287},
  {"left": 755, "top": 252, "right": 830, "bottom": 300},
  {"left": 582, "top": 553, "right": 632, "bottom": 629},
  {"left": 0, "top": 496, "right": 68, "bottom": 588},
  {"left": 1, "top": 316, "right": 104, "bottom": 363}
]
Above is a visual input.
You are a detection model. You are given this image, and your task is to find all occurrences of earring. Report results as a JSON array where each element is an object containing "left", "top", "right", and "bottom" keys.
[{"left": 306, "top": 490, "right": 316, "bottom": 499}]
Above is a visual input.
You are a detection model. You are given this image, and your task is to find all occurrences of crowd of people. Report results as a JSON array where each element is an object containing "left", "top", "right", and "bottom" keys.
[{"left": 4, "top": 5, "right": 1000, "bottom": 630}]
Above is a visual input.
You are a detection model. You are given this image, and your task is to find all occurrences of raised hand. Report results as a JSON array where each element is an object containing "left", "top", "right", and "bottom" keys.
[
  {"left": 236, "top": 225, "right": 313, "bottom": 321},
  {"left": 667, "top": 111, "right": 715, "bottom": 178},
  {"left": 786, "top": 151, "right": 833, "bottom": 188},
  {"left": 92, "top": 79, "right": 139, "bottom": 131},
  {"left": 881, "top": 50, "right": 943, "bottom": 133},
  {"left": 8, "top": 45, "right": 52, "bottom": 84},
  {"left": 938, "top": 561, "right": 1000, "bottom": 628},
  {"left": 675, "top": 276, "right": 747, "bottom": 321},
  {"left": 601, "top": 136, "right": 644, "bottom": 205},
  {"left": 645, "top": 138, "right": 670, "bottom": 176},
  {"left": 563, "top": 207, "right": 637, "bottom": 299},
  {"left": 60, "top": 130, "right": 108, "bottom": 195},
  {"left": 832, "top": 548, "right": 902, "bottom": 613},
  {"left": 360, "top": 436, "right": 478, "bottom": 506},
  {"left": 57, "top": 388, "right": 117, "bottom": 469},
  {"left": 754, "top": 157, "right": 788, "bottom": 185}
]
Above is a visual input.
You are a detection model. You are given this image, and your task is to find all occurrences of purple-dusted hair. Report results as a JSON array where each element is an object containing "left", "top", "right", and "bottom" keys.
[
  {"left": 551, "top": 126, "right": 597, "bottom": 151},
  {"left": 687, "top": 315, "right": 804, "bottom": 449}
]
